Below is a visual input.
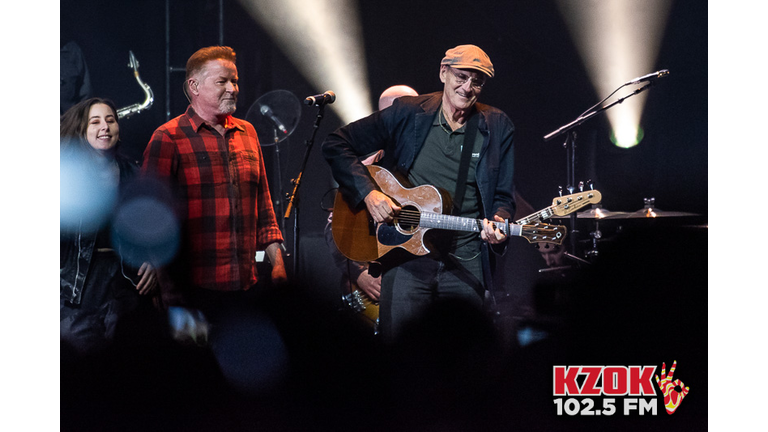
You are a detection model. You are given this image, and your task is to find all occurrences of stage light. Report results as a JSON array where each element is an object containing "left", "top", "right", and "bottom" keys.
[
  {"left": 556, "top": 0, "right": 672, "bottom": 148},
  {"left": 611, "top": 125, "right": 644, "bottom": 148},
  {"left": 238, "top": 0, "right": 373, "bottom": 123}
]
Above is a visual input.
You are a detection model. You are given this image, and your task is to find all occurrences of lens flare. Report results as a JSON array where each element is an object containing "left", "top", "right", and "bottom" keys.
[
  {"left": 60, "top": 147, "right": 118, "bottom": 231},
  {"left": 111, "top": 196, "right": 180, "bottom": 267}
]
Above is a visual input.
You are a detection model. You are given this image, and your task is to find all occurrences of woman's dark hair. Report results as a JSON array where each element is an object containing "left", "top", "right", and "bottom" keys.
[{"left": 60, "top": 97, "right": 119, "bottom": 152}]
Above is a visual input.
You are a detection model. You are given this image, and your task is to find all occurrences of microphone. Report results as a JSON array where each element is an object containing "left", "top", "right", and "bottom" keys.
[
  {"left": 624, "top": 69, "right": 670, "bottom": 86},
  {"left": 260, "top": 105, "right": 288, "bottom": 134},
  {"left": 304, "top": 90, "right": 336, "bottom": 106}
]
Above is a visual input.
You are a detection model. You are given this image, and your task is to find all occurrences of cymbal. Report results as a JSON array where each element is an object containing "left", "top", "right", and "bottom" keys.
[
  {"left": 553, "top": 208, "right": 629, "bottom": 219},
  {"left": 604, "top": 207, "right": 701, "bottom": 219}
]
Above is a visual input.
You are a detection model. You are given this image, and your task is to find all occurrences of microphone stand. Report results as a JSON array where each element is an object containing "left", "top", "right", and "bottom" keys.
[
  {"left": 543, "top": 81, "right": 654, "bottom": 257},
  {"left": 273, "top": 128, "right": 286, "bottom": 236},
  {"left": 284, "top": 103, "right": 327, "bottom": 276}
]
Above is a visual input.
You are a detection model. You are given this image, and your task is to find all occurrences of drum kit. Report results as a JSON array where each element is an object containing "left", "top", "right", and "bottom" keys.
[
  {"left": 551, "top": 197, "right": 704, "bottom": 262},
  {"left": 559, "top": 197, "right": 700, "bottom": 220}
]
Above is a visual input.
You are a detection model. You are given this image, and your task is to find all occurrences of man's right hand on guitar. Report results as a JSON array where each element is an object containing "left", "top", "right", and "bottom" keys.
[{"left": 364, "top": 190, "right": 401, "bottom": 223}]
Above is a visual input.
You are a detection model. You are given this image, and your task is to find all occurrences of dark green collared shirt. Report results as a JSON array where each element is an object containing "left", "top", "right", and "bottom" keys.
[{"left": 407, "top": 109, "right": 484, "bottom": 259}]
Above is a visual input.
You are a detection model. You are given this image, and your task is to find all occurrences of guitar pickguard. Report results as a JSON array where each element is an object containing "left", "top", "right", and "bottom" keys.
[{"left": 376, "top": 223, "right": 413, "bottom": 247}]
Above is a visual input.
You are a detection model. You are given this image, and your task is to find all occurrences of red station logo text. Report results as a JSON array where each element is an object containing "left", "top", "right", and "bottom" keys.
[{"left": 553, "top": 366, "right": 656, "bottom": 396}]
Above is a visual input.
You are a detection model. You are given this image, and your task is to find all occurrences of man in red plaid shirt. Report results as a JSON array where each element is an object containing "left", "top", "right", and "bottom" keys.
[{"left": 142, "top": 46, "right": 287, "bottom": 319}]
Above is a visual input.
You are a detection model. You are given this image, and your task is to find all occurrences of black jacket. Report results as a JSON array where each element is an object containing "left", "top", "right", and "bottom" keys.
[
  {"left": 321, "top": 92, "right": 516, "bottom": 292},
  {"left": 60, "top": 152, "right": 139, "bottom": 305}
]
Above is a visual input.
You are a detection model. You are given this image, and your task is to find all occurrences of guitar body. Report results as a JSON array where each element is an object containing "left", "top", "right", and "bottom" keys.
[{"left": 333, "top": 165, "right": 443, "bottom": 262}]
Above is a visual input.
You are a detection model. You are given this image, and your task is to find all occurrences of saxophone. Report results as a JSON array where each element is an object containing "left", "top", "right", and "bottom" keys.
[{"left": 117, "top": 51, "right": 154, "bottom": 119}]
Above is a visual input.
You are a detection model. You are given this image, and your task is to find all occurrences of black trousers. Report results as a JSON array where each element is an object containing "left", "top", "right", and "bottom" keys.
[
  {"left": 379, "top": 250, "right": 484, "bottom": 343},
  {"left": 60, "top": 251, "right": 147, "bottom": 356}
]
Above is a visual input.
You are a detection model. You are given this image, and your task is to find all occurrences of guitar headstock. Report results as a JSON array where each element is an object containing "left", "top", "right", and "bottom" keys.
[
  {"left": 551, "top": 190, "right": 602, "bottom": 217},
  {"left": 519, "top": 223, "right": 567, "bottom": 245}
]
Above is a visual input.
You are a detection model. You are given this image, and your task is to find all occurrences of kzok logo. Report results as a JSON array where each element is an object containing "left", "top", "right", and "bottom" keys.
[
  {"left": 554, "top": 365, "right": 656, "bottom": 396},
  {"left": 552, "top": 362, "right": 691, "bottom": 416}
]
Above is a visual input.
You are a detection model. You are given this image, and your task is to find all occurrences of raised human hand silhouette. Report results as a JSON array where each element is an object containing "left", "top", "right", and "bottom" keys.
[{"left": 655, "top": 360, "right": 690, "bottom": 414}]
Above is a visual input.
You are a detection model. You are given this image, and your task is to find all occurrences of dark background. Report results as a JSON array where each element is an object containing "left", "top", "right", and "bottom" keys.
[{"left": 60, "top": 1, "right": 708, "bottom": 429}]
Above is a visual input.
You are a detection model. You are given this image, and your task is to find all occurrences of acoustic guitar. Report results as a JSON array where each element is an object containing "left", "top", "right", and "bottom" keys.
[{"left": 332, "top": 166, "right": 576, "bottom": 262}]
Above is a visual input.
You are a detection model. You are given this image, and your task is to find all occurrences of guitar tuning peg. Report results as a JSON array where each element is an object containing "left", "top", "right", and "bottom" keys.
[
  {"left": 578, "top": 181, "right": 584, "bottom": 192},
  {"left": 587, "top": 179, "right": 594, "bottom": 190},
  {"left": 558, "top": 186, "right": 563, "bottom": 197},
  {"left": 567, "top": 185, "right": 574, "bottom": 194},
  {"left": 644, "top": 197, "right": 655, "bottom": 208}
]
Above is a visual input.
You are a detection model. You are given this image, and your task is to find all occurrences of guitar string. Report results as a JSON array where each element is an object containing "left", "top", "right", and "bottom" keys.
[
  {"left": 389, "top": 200, "right": 570, "bottom": 229},
  {"left": 390, "top": 209, "right": 511, "bottom": 233},
  {"left": 394, "top": 209, "right": 474, "bottom": 224},
  {"left": 370, "top": 205, "right": 573, "bottom": 239},
  {"left": 381, "top": 219, "right": 559, "bottom": 237},
  {"left": 394, "top": 209, "right": 515, "bottom": 224},
  {"left": 391, "top": 193, "right": 591, "bottom": 226},
  {"left": 514, "top": 192, "right": 598, "bottom": 224},
  {"left": 517, "top": 205, "right": 555, "bottom": 224},
  {"left": 395, "top": 209, "right": 555, "bottom": 230}
]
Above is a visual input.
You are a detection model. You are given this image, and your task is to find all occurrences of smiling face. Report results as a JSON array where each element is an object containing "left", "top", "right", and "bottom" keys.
[
  {"left": 85, "top": 103, "right": 119, "bottom": 151},
  {"left": 189, "top": 59, "right": 239, "bottom": 120},
  {"left": 439, "top": 65, "right": 486, "bottom": 114}
]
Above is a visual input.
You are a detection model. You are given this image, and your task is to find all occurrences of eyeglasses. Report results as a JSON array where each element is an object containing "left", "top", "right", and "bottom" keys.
[{"left": 447, "top": 67, "right": 486, "bottom": 89}]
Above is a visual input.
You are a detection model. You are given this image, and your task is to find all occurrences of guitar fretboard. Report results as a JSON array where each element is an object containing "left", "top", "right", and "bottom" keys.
[{"left": 418, "top": 212, "right": 518, "bottom": 236}]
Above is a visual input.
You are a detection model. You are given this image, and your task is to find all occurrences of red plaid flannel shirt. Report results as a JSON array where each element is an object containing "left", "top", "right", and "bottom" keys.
[{"left": 142, "top": 106, "right": 283, "bottom": 291}]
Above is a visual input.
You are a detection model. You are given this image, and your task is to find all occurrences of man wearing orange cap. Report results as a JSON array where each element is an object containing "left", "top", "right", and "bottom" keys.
[{"left": 322, "top": 44, "right": 516, "bottom": 342}]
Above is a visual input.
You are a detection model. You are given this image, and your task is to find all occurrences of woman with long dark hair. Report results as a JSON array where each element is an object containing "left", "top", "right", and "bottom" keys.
[{"left": 60, "top": 97, "right": 159, "bottom": 356}]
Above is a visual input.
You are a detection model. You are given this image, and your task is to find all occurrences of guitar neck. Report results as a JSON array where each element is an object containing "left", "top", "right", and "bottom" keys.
[
  {"left": 516, "top": 206, "right": 555, "bottom": 225},
  {"left": 515, "top": 190, "right": 603, "bottom": 224},
  {"left": 418, "top": 212, "right": 521, "bottom": 237}
]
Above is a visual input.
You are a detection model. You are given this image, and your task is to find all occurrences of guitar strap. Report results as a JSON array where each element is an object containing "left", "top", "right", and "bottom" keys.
[{"left": 452, "top": 112, "right": 480, "bottom": 216}]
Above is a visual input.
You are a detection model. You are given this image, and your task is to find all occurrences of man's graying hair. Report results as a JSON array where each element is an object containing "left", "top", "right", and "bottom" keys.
[{"left": 185, "top": 46, "right": 236, "bottom": 80}]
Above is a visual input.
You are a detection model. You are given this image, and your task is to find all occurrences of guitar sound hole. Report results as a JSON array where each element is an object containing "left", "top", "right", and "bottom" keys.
[{"left": 395, "top": 205, "right": 420, "bottom": 234}]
